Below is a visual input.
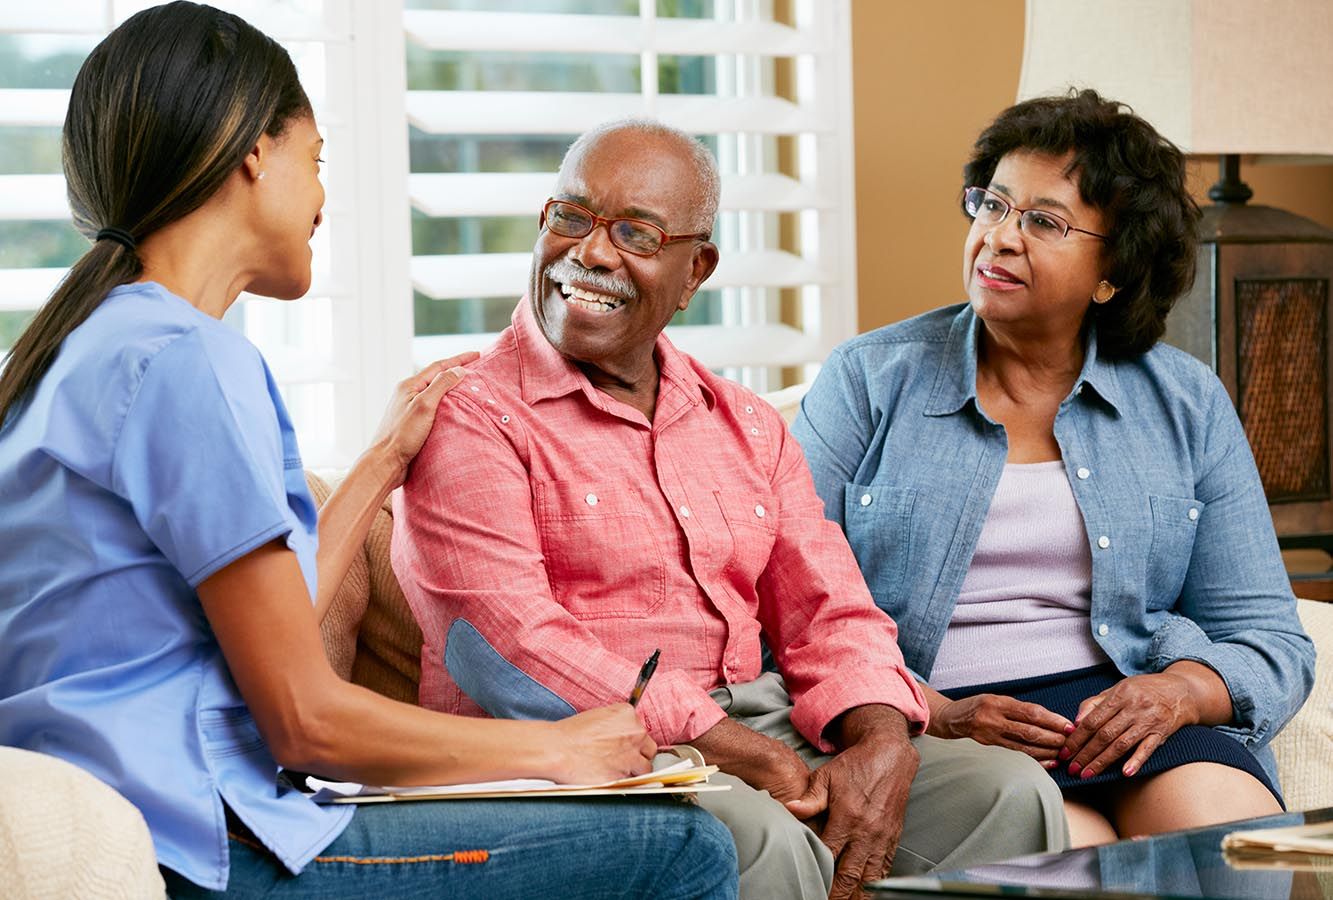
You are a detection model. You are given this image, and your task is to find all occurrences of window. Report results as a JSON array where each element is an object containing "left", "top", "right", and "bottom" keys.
[{"left": 0, "top": 0, "right": 857, "bottom": 467}]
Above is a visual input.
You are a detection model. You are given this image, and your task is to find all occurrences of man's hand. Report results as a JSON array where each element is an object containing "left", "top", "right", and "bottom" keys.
[
  {"left": 785, "top": 705, "right": 919, "bottom": 900},
  {"left": 690, "top": 717, "right": 811, "bottom": 804},
  {"left": 929, "top": 694, "right": 1071, "bottom": 768}
]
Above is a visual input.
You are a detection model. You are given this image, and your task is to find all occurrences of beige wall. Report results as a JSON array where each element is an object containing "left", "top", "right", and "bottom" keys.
[{"left": 850, "top": 0, "right": 1333, "bottom": 334}]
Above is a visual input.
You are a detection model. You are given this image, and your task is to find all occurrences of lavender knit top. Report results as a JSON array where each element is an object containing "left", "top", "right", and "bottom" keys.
[{"left": 929, "top": 460, "right": 1111, "bottom": 690}]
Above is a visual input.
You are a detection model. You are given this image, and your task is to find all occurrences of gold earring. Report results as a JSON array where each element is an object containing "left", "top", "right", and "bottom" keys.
[{"left": 1092, "top": 280, "right": 1117, "bottom": 304}]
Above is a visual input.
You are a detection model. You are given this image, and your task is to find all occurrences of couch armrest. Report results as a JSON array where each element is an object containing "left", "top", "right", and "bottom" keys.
[{"left": 0, "top": 747, "right": 164, "bottom": 898}]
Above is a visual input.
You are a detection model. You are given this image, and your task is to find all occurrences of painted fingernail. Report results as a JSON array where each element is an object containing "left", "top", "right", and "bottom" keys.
[
  {"left": 1123, "top": 765, "right": 1137, "bottom": 777},
  {"left": 1080, "top": 768, "right": 1095, "bottom": 780},
  {"left": 1063, "top": 723, "right": 1075, "bottom": 734},
  {"left": 1067, "top": 762, "right": 1081, "bottom": 776},
  {"left": 1058, "top": 747, "right": 1071, "bottom": 760},
  {"left": 1042, "top": 760, "right": 1058, "bottom": 770}
]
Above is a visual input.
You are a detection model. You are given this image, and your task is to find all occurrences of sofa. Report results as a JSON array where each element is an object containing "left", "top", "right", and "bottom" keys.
[{"left": 3, "top": 388, "right": 1332, "bottom": 899}]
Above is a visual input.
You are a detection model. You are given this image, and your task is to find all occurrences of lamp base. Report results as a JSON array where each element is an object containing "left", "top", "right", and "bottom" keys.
[{"left": 1164, "top": 202, "right": 1333, "bottom": 545}]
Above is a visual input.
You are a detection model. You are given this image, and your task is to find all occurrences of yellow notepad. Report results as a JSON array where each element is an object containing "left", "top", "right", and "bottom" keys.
[{"left": 306, "top": 746, "right": 728, "bottom": 804}]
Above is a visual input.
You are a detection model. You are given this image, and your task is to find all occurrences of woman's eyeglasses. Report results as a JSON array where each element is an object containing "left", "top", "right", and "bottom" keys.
[
  {"left": 540, "top": 199, "right": 711, "bottom": 257},
  {"left": 964, "top": 186, "right": 1109, "bottom": 243}
]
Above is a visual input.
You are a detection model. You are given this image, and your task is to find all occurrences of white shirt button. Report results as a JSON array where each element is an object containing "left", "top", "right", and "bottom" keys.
[
  {"left": 1097, "top": 535, "right": 1111, "bottom": 550},
  {"left": 1188, "top": 507, "right": 1199, "bottom": 521},
  {"left": 745, "top": 405, "right": 754, "bottom": 414},
  {"left": 1098, "top": 623, "right": 1110, "bottom": 637},
  {"left": 584, "top": 493, "right": 598, "bottom": 507},
  {"left": 500, "top": 414, "right": 510, "bottom": 424},
  {"left": 1076, "top": 467, "right": 1091, "bottom": 480},
  {"left": 754, "top": 504, "right": 766, "bottom": 518},
  {"left": 860, "top": 493, "right": 873, "bottom": 507},
  {"left": 680, "top": 505, "right": 690, "bottom": 518},
  {"left": 470, "top": 385, "right": 480, "bottom": 392},
  {"left": 750, "top": 427, "right": 759, "bottom": 436},
  {"left": 486, "top": 399, "right": 495, "bottom": 405}
]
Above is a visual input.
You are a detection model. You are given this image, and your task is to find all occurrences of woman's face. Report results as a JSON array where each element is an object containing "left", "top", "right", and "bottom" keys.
[
  {"left": 962, "top": 150, "right": 1109, "bottom": 341},
  {"left": 247, "top": 114, "right": 325, "bottom": 300}
]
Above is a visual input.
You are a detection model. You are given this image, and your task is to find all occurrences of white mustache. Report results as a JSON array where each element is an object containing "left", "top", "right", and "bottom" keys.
[{"left": 545, "top": 259, "right": 638, "bottom": 300}]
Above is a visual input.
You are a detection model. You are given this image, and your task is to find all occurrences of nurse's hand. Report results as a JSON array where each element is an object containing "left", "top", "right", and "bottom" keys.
[
  {"left": 369, "top": 352, "right": 479, "bottom": 487},
  {"left": 548, "top": 704, "right": 659, "bottom": 783},
  {"left": 929, "top": 694, "right": 1073, "bottom": 764}
]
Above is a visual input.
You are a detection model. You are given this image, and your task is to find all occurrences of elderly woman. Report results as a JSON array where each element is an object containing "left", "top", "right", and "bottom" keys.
[{"left": 791, "top": 90, "right": 1315, "bottom": 847}]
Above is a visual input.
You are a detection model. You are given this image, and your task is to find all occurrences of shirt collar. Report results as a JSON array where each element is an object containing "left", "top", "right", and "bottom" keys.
[
  {"left": 512, "top": 298, "right": 716, "bottom": 412},
  {"left": 924, "top": 304, "right": 1123, "bottom": 418}
]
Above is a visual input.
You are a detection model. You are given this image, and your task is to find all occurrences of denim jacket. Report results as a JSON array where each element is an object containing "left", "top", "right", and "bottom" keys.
[{"left": 791, "top": 303, "right": 1315, "bottom": 778}]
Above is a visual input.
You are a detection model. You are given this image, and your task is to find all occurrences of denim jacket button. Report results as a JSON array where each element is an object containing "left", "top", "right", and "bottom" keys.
[
  {"left": 860, "top": 493, "right": 873, "bottom": 507},
  {"left": 1097, "top": 535, "right": 1111, "bottom": 549},
  {"left": 1098, "top": 623, "right": 1110, "bottom": 636},
  {"left": 1188, "top": 507, "right": 1199, "bottom": 521},
  {"left": 1076, "top": 467, "right": 1091, "bottom": 480}
]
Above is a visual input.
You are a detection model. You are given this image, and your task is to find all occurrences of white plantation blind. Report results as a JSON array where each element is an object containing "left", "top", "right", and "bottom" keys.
[
  {"left": 402, "top": 0, "right": 858, "bottom": 387},
  {"left": 0, "top": 0, "right": 412, "bottom": 467},
  {"left": 1, "top": 0, "right": 858, "bottom": 464}
]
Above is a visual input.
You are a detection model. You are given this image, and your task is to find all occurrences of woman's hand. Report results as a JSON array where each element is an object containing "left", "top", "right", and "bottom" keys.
[
  {"left": 367, "top": 353, "right": 479, "bottom": 489},
  {"left": 929, "top": 694, "right": 1072, "bottom": 765},
  {"left": 545, "top": 704, "right": 658, "bottom": 784},
  {"left": 1060, "top": 672, "right": 1201, "bottom": 779}
]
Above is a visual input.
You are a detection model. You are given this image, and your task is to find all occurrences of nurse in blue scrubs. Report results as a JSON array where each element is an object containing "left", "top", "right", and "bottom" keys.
[{"left": 0, "top": 3, "right": 737, "bottom": 897}]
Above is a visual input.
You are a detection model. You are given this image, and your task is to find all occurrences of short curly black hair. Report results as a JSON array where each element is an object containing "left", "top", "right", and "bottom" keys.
[{"left": 962, "top": 89, "right": 1200, "bottom": 358}]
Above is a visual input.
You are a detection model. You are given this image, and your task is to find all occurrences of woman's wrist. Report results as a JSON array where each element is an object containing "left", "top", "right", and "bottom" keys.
[{"left": 354, "top": 438, "right": 408, "bottom": 498}]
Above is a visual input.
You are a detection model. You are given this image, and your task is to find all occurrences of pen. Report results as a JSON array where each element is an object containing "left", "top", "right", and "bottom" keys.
[{"left": 628, "top": 649, "right": 661, "bottom": 707}]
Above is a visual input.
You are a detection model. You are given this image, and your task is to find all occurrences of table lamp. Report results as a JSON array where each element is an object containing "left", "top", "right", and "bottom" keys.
[{"left": 1017, "top": 0, "right": 1333, "bottom": 546}]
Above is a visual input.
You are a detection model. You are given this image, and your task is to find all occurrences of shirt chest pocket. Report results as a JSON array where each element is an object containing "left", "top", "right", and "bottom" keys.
[
  {"left": 713, "top": 487, "right": 778, "bottom": 583},
  {"left": 843, "top": 483, "right": 916, "bottom": 611},
  {"left": 1146, "top": 494, "right": 1205, "bottom": 608},
  {"left": 534, "top": 479, "right": 667, "bottom": 620}
]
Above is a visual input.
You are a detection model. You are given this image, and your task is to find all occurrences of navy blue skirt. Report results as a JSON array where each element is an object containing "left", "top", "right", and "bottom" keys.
[{"left": 939, "top": 664, "right": 1283, "bottom": 807}]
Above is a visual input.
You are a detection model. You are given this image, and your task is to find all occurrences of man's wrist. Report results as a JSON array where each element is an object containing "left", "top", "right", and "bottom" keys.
[{"left": 835, "top": 703, "right": 913, "bottom": 750}]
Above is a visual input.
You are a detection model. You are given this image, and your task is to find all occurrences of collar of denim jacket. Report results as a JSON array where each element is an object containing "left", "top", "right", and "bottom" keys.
[{"left": 923, "top": 305, "right": 1124, "bottom": 419}]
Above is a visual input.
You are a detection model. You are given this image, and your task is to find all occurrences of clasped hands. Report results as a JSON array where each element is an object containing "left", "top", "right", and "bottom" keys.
[
  {"left": 929, "top": 670, "right": 1206, "bottom": 780},
  {"left": 693, "top": 706, "right": 917, "bottom": 900}
]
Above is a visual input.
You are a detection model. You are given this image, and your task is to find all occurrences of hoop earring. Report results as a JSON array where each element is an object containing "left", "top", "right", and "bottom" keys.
[{"left": 1092, "top": 280, "right": 1117, "bottom": 304}]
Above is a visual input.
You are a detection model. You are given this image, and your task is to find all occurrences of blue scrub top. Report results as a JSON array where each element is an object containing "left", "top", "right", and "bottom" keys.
[{"left": 0, "top": 281, "right": 352, "bottom": 891}]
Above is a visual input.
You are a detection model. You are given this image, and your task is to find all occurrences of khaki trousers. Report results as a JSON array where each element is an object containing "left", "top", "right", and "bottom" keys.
[{"left": 689, "top": 673, "right": 1069, "bottom": 900}]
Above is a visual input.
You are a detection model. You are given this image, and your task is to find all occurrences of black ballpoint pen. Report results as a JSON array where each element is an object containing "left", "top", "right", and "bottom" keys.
[{"left": 629, "top": 649, "right": 661, "bottom": 707}]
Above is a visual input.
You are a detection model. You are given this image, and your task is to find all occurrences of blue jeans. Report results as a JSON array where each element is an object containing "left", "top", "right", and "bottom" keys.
[{"left": 162, "top": 798, "right": 738, "bottom": 899}]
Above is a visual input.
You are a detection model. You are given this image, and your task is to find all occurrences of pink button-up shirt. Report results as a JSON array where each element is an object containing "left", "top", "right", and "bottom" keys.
[{"left": 393, "top": 303, "right": 928, "bottom": 750}]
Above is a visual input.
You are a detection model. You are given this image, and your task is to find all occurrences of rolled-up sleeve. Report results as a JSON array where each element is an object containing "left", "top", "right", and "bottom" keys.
[{"left": 1152, "top": 378, "right": 1316, "bottom": 747}]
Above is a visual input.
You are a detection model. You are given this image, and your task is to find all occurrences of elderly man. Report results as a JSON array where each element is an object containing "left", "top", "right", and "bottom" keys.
[{"left": 393, "top": 120, "right": 1066, "bottom": 900}]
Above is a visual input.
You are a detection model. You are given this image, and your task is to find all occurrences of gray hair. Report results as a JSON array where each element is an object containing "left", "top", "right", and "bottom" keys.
[{"left": 559, "top": 118, "right": 721, "bottom": 235}]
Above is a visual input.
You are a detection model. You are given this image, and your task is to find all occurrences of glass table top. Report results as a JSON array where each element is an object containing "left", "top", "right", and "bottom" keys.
[{"left": 868, "top": 807, "right": 1333, "bottom": 899}]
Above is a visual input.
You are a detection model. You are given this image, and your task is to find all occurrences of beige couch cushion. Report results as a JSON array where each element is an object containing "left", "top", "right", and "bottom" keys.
[
  {"left": 0, "top": 747, "right": 164, "bottom": 899},
  {"left": 1274, "top": 599, "right": 1333, "bottom": 811}
]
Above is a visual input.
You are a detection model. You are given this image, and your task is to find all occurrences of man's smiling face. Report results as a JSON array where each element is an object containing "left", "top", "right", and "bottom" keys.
[{"left": 528, "top": 128, "right": 717, "bottom": 381}]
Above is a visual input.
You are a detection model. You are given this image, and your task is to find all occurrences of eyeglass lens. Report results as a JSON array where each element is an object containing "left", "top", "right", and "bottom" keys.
[
  {"left": 965, "top": 187, "right": 1071, "bottom": 242},
  {"left": 546, "top": 201, "right": 663, "bottom": 255}
]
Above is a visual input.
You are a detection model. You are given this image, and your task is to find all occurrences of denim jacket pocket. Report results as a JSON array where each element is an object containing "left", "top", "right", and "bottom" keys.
[
  {"left": 1146, "top": 495, "right": 1205, "bottom": 608},
  {"left": 534, "top": 479, "right": 667, "bottom": 620},
  {"left": 843, "top": 483, "right": 916, "bottom": 609}
]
